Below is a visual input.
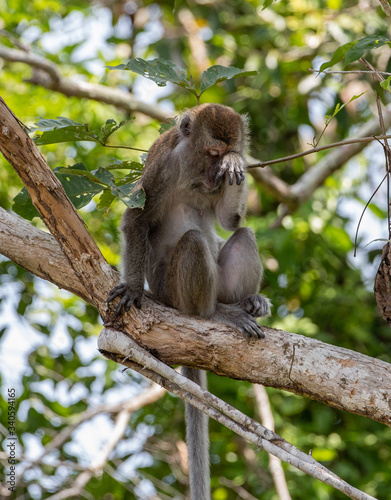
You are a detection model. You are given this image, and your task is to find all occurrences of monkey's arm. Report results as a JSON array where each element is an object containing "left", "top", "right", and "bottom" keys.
[
  {"left": 107, "top": 208, "right": 148, "bottom": 314},
  {"left": 215, "top": 164, "right": 248, "bottom": 231}
]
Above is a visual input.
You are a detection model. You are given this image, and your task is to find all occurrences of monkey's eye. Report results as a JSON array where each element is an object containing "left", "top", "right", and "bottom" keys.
[{"left": 209, "top": 149, "right": 220, "bottom": 157}]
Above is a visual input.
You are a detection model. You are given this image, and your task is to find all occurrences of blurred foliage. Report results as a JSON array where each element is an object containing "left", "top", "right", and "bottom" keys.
[{"left": 1, "top": 0, "right": 391, "bottom": 499}]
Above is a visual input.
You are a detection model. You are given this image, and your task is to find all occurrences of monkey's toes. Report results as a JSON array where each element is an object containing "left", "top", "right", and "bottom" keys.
[{"left": 241, "top": 318, "right": 265, "bottom": 340}]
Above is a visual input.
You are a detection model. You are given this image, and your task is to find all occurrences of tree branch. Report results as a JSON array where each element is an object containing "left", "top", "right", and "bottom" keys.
[
  {"left": 0, "top": 96, "right": 118, "bottom": 306},
  {"left": 0, "top": 45, "right": 170, "bottom": 122},
  {"left": 250, "top": 106, "right": 391, "bottom": 209},
  {"left": 254, "top": 385, "right": 291, "bottom": 500},
  {"left": 0, "top": 208, "right": 89, "bottom": 302},
  {"left": 378, "top": 0, "right": 391, "bottom": 19}
]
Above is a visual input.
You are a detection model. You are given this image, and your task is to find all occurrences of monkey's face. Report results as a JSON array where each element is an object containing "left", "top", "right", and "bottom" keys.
[{"left": 178, "top": 103, "right": 248, "bottom": 191}]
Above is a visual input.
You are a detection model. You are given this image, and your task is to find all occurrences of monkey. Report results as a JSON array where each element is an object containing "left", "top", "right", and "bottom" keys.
[{"left": 107, "top": 103, "right": 271, "bottom": 500}]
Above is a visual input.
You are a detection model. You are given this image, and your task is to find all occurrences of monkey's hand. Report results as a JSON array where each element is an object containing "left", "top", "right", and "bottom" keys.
[
  {"left": 107, "top": 283, "right": 143, "bottom": 315},
  {"left": 216, "top": 152, "right": 246, "bottom": 186},
  {"left": 238, "top": 294, "right": 272, "bottom": 318}
]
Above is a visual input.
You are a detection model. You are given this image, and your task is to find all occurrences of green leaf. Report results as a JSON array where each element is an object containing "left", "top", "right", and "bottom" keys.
[
  {"left": 320, "top": 36, "right": 391, "bottom": 72},
  {"left": 12, "top": 165, "right": 104, "bottom": 220},
  {"left": 55, "top": 168, "right": 104, "bottom": 209},
  {"left": 32, "top": 117, "right": 100, "bottom": 145},
  {"left": 159, "top": 118, "right": 177, "bottom": 135},
  {"left": 105, "top": 159, "right": 144, "bottom": 172},
  {"left": 319, "top": 42, "right": 356, "bottom": 72},
  {"left": 91, "top": 167, "right": 116, "bottom": 187},
  {"left": 31, "top": 116, "right": 84, "bottom": 132},
  {"left": 12, "top": 187, "right": 40, "bottom": 220},
  {"left": 99, "top": 119, "right": 126, "bottom": 144},
  {"left": 54, "top": 163, "right": 107, "bottom": 186},
  {"left": 96, "top": 189, "right": 116, "bottom": 214},
  {"left": 108, "top": 58, "right": 197, "bottom": 95},
  {"left": 200, "top": 65, "right": 258, "bottom": 94},
  {"left": 328, "top": 92, "right": 366, "bottom": 122},
  {"left": 345, "top": 36, "right": 391, "bottom": 65},
  {"left": 262, "top": 0, "right": 276, "bottom": 10},
  {"left": 380, "top": 76, "right": 391, "bottom": 92},
  {"left": 111, "top": 181, "right": 145, "bottom": 208}
]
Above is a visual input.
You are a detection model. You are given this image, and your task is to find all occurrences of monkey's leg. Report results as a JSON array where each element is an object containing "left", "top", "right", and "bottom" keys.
[
  {"left": 217, "top": 227, "right": 271, "bottom": 324},
  {"left": 165, "top": 229, "right": 214, "bottom": 500},
  {"left": 165, "top": 229, "right": 217, "bottom": 317},
  {"left": 217, "top": 227, "right": 262, "bottom": 302}
]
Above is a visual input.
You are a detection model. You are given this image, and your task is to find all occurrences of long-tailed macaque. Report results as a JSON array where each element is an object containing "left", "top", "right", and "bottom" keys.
[{"left": 108, "top": 103, "right": 271, "bottom": 500}]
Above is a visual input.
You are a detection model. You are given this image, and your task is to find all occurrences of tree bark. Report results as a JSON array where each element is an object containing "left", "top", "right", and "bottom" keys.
[{"left": 1, "top": 96, "right": 391, "bottom": 428}]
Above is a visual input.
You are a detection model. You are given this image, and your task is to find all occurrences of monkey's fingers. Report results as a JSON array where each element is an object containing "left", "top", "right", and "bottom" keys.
[
  {"left": 226, "top": 163, "right": 245, "bottom": 186},
  {"left": 235, "top": 171, "right": 244, "bottom": 185},
  {"left": 107, "top": 283, "right": 128, "bottom": 303}
]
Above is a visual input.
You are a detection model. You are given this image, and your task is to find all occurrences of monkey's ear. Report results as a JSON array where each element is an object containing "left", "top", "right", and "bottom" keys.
[{"left": 180, "top": 115, "right": 192, "bottom": 136}]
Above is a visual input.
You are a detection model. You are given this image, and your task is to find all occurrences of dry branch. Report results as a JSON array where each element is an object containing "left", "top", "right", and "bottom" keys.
[
  {"left": 254, "top": 385, "right": 291, "bottom": 500},
  {"left": 98, "top": 329, "right": 376, "bottom": 500}
]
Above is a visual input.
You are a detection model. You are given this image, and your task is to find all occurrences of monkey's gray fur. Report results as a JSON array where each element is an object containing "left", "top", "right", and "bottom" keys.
[{"left": 108, "top": 103, "right": 271, "bottom": 500}]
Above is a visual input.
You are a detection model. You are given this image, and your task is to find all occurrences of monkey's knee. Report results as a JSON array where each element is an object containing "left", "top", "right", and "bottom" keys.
[
  {"left": 218, "top": 227, "right": 262, "bottom": 303},
  {"left": 166, "top": 230, "right": 217, "bottom": 317}
]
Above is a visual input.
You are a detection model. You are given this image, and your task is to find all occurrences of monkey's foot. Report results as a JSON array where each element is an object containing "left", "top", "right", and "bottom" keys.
[
  {"left": 238, "top": 294, "right": 272, "bottom": 318},
  {"left": 107, "top": 283, "right": 143, "bottom": 315},
  {"left": 214, "top": 303, "right": 265, "bottom": 339}
]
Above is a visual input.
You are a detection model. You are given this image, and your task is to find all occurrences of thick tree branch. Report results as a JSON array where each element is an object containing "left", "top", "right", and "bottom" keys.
[
  {"left": 98, "top": 321, "right": 391, "bottom": 427},
  {"left": 0, "top": 96, "right": 118, "bottom": 306},
  {"left": 0, "top": 208, "right": 89, "bottom": 302}
]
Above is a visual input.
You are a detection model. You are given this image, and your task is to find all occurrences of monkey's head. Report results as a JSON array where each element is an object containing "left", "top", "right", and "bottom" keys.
[{"left": 177, "top": 104, "right": 249, "bottom": 191}]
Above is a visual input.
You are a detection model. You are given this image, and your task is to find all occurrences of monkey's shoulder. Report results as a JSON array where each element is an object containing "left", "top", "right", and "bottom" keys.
[{"left": 145, "top": 126, "right": 181, "bottom": 168}]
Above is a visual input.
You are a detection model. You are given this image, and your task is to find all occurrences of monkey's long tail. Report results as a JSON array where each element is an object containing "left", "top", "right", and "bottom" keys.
[{"left": 182, "top": 367, "right": 211, "bottom": 500}]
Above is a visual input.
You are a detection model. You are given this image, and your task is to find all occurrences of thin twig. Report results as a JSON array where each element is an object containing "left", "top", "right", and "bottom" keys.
[
  {"left": 354, "top": 173, "right": 388, "bottom": 257},
  {"left": 309, "top": 69, "right": 391, "bottom": 77},
  {"left": 247, "top": 134, "right": 391, "bottom": 169}
]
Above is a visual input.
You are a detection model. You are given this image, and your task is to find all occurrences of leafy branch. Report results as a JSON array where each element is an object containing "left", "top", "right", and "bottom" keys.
[
  {"left": 318, "top": 35, "right": 391, "bottom": 73},
  {"left": 31, "top": 116, "right": 147, "bottom": 152},
  {"left": 108, "top": 58, "right": 257, "bottom": 104}
]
